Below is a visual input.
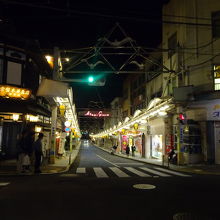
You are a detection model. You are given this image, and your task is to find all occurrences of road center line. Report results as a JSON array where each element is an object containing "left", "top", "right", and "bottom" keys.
[{"left": 96, "top": 154, "right": 119, "bottom": 167}]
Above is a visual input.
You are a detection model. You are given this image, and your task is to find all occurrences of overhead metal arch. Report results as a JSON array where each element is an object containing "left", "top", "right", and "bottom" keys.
[{"left": 56, "top": 23, "right": 175, "bottom": 83}]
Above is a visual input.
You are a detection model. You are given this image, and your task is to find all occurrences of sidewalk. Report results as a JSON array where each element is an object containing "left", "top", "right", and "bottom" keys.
[
  {"left": 97, "top": 145, "right": 220, "bottom": 175},
  {"left": 0, "top": 145, "right": 80, "bottom": 176}
]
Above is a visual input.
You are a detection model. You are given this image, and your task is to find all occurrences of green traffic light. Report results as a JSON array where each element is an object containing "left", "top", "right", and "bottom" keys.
[{"left": 88, "top": 76, "right": 94, "bottom": 83}]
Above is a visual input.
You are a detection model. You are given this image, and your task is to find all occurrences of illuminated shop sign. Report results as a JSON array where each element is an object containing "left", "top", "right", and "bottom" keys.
[
  {"left": 84, "top": 111, "right": 110, "bottom": 117},
  {"left": 0, "top": 85, "right": 31, "bottom": 99}
]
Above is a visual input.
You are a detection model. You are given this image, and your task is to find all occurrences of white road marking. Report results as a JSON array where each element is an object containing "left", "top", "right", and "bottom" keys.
[
  {"left": 133, "top": 184, "right": 156, "bottom": 190},
  {"left": 93, "top": 167, "right": 109, "bottom": 178},
  {"left": 60, "top": 174, "right": 78, "bottom": 177},
  {"left": 0, "top": 182, "right": 10, "bottom": 186},
  {"left": 96, "top": 154, "right": 119, "bottom": 167},
  {"left": 76, "top": 167, "right": 86, "bottom": 174},
  {"left": 115, "top": 162, "right": 144, "bottom": 165},
  {"left": 154, "top": 167, "right": 191, "bottom": 177},
  {"left": 109, "top": 167, "right": 130, "bottom": 177},
  {"left": 139, "top": 167, "right": 171, "bottom": 177},
  {"left": 124, "top": 167, "right": 151, "bottom": 177}
]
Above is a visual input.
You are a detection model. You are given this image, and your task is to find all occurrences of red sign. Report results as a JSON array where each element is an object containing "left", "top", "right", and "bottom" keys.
[{"left": 84, "top": 111, "right": 110, "bottom": 117}]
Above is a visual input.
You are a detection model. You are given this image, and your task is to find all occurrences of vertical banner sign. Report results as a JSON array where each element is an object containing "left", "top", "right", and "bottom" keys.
[
  {"left": 50, "top": 106, "right": 57, "bottom": 164},
  {"left": 179, "top": 125, "right": 184, "bottom": 143}
]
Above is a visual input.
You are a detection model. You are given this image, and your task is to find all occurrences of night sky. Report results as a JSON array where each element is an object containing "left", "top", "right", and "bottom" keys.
[{"left": 0, "top": 0, "right": 169, "bottom": 109}]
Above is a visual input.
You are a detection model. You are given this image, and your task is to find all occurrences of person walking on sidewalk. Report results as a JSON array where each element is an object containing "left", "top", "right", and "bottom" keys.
[
  {"left": 126, "top": 145, "right": 130, "bottom": 157},
  {"left": 131, "top": 145, "right": 136, "bottom": 157},
  {"left": 33, "top": 133, "right": 44, "bottom": 173},
  {"left": 16, "top": 129, "right": 28, "bottom": 173}
]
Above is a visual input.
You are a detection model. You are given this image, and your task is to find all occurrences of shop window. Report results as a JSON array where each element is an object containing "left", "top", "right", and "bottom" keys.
[
  {"left": 212, "top": 11, "right": 220, "bottom": 39},
  {"left": 168, "top": 32, "right": 177, "bottom": 58},
  {"left": 214, "top": 64, "right": 220, "bottom": 90},
  {"left": 151, "top": 135, "right": 163, "bottom": 159}
]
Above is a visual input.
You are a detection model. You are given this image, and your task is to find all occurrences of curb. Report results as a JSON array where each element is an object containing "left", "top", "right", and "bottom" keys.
[
  {"left": 0, "top": 145, "right": 81, "bottom": 176},
  {"left": 94, "top": 145, "right": 220, "bottom": 175}
]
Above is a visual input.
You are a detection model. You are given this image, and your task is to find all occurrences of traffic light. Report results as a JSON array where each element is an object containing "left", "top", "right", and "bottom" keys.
[
  {"left": 179, "top": 113, "right": 186, "bottom": 124},
  {"left": 88, "top": 76, "right": 94, "bottom": 83},
  {"left": 87, "top": 74, "right": 106, "bottom": 86}
]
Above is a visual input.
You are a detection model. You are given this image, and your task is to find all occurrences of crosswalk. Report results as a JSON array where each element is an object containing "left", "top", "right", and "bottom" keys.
[{"left": 74, "top": 166, "right": 191, "bottom": 178}]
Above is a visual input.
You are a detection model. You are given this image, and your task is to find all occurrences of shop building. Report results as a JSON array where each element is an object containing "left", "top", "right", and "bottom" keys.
[
  {"left": 0, "top": 36, "right": 52, "bottom": 159},
  {"left": 162, "top": 0, "right": 220, "bottom": 164}
]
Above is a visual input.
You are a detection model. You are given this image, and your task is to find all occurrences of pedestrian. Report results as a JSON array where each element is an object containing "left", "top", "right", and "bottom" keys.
[
  {"left": 126, "top": 145, "right": 130, "bottom": 156},
  {"left": 22, "top": 153, "right": 31, "bottom": 172},
  {"left": 168, "top": 148, "right": 177, "bottom": 164},
  {"left": 131, "top": 145, "right": 136, "bottom": 157},
  {"left": 33, "top": 133, "right": 44, "bottom": 173},
  {"left": 25, "top": 130, "right": 35, "bottom": 165},
  {"left": 16, "top": 129, "right": 28, "bottom": 173},
  {"left": 111, "top": 144, "right": 117, "bottom": 155}
]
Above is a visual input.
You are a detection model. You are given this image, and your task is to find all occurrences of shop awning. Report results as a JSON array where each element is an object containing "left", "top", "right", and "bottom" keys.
[{"left": 36, "top": 78, "right": 69, "bottom": 98}]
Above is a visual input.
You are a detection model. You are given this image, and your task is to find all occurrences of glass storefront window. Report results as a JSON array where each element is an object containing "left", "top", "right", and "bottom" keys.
[{"left": 151, "top": 135, "right": 163, "bottom": 159}]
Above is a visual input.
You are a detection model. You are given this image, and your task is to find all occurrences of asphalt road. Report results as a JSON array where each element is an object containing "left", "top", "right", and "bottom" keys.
[{"left": 0, "top": 141, "right": 220, "bottom": 220}]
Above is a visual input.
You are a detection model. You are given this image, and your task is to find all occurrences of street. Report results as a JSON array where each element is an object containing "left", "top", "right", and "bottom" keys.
[{"left": 0, "top": 142, "right": 220, "bottom": 220}]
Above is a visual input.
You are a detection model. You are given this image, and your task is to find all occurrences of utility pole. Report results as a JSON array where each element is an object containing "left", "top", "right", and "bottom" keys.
[{"left": 49, "top": 46, "right": 59, "bottom": 164}]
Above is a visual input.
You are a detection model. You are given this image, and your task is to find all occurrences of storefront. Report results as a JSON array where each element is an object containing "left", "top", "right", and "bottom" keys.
[
  {"left": 133, "top": 133, "right": 143, "bottom": 157},
  {"left": 0, "top": 96, "right": 51, "bottom": 159},
  {"left": 146, "top": 117, "right": 166, "bottom": 161},
  {"left": 186, "top": 99, "right": 220, "bottom": 164},
  {"left": 121, "top": 134, "right": 128, "bottom": 152}
]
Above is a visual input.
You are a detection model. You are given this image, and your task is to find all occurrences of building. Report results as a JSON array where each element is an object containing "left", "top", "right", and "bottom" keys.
[
  {"left": 162, "top": 0, "right": 220, "bottom": 164},
  {"left": 92, "top": 0, "right": 220, "bottom": 166},
  {"left": 0, "top": 33, "right": 52, "bottom": 159},
  {"left": 110, "top": 97, "right": 123, "bottom": 127},
  {"left": 0, "top": 29, "right": 80, "bottom": 161}
]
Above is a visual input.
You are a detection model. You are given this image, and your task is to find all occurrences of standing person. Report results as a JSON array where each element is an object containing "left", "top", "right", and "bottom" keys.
[
  {"left": 33, "top": 133, "right": 44, "bottom": 173},
  {"left": 16, "top": 129, "right": 28, "bottom": 173},
  {"left": 126, "top": 145, "right": 130, "bottom": 157},
  {"left": 131, "top": 145, "right": 136, "bottom": 157},
  {"left": 25, "top": 130, "right": 35, "bottom": 169}
]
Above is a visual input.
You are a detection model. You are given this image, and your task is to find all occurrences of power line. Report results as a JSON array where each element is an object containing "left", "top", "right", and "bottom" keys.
[{"left": 0, "top": 0, "right": 214, "bottom": 27}]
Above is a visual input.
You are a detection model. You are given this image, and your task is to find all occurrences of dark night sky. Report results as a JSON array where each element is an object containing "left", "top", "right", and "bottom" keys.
[{"left": 0, "top": 0, "right": 169, "bottom": 109}]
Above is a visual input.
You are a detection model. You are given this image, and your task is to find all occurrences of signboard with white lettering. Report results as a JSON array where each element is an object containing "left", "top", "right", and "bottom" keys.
[{"left": 189, "top": 100, "right": 220, "bottom": 121}]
